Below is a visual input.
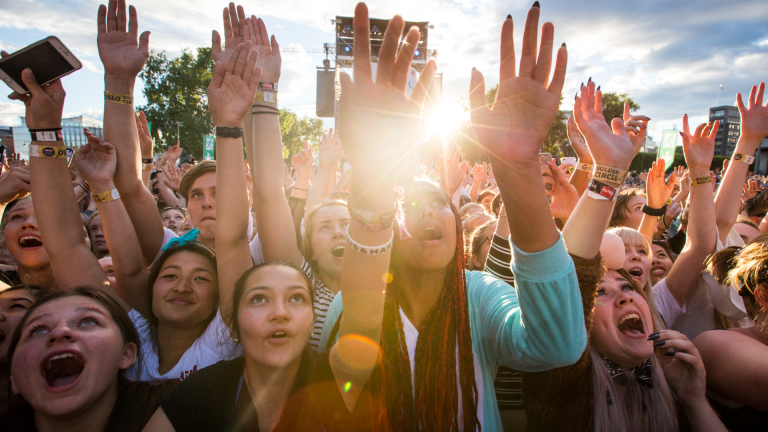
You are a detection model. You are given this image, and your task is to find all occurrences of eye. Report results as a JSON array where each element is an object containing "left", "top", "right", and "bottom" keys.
[
  {"left": 250, "top": 294, "right": 267, "bottom": 304},
  {"left": 10, "top": 302, "right": 29, "bottom": 310},
  {"left": 80, "top": 317, "right": 99, "bottom": 327},
  {"left": 621, "top": 283, "right": 635, "bottom": 292},
  {"left": 30, "top": 325, "right": 49, "bottom": 336},
  {"left": 105, "top": 269, "right": 115, "bottom": 275},
  {"left": 341, "top": 221, "right": 349, "bottom": 229},
  {"left": 638, "top": 249, "right": 647, "bottom": 256},
  {"left": 194, "top": 276, "right": 210, "bottom": 282},
  {"left": 289, "top": 293, "right": 306, "bottom": 303},
  {"left": 191, "top": 192, "right": 201, "bottom": 199},
  {"left": 596, "top": 288, "right": 606, "bottom": 297},
  {"left": 319, "top": 224, "right": 330, "bottom": 231},
  {"left": 161, "top": 274, "right": 178, "bottom": 280}
]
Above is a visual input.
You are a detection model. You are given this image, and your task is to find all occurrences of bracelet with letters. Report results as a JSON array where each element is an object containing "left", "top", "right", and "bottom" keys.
[
  {"left": 576, "top": 162, "right": 593, "bottom": 173},
  {"left": 587, "top": 179, "right": 617, "bottom": 201},
  {"left": 346, "top": 225, "right": 393, "bottom": 256},
  {"left": 255, "top": 91, "right": 276, "bottom": 103},
  {"left": 593, "top": 165, "right": 629, "bottom": 184},
  {"left": 257, "top": 82, "right": 278, "bottom": 91},
  {"left": 29, "top": 143, "right": 68, "bottom": 159},
  {"left": 28, "top": 128, "right": 63, "bottom": 142},
  {"left": 104, "top": 91, "right": 133, "bottom": 105},
  {"left": 688, "top": 175, "right": 713, "bottom": 186}
]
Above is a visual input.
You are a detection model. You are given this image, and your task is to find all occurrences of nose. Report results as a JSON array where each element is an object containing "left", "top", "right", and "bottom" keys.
[
  {"left": 47, "top": 323, "right": 77, "bottom": 347},
  {"left": 615, "top": 291, "right": 635, "bottom": 306},
  {"left": 269, "top": 301, "right": 290, "bottom": 323},
  {"left": 201, "top": 193, "right": 215, "bottom": 210},
  {"left": 21, "top": 218, "right": 38, "bottom": 230},
  {"left": 332, "top": 223, "right": 345, "bottom": 239},
  {"left": 418, "top": 205, "right": 434, "bottom": 221},
  {"left": 174, "top": 277, "right": 194, "bottom": 294}
]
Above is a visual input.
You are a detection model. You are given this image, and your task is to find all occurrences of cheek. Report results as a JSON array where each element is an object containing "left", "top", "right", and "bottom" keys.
[
  {"left": 239, "top": 308, "right": 268, "bottom": 338},
  {"left": 10, "top": 343, "right": 40, "bottom": 386}
]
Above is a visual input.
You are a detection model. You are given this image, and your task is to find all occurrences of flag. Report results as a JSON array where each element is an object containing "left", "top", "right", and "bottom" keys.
[
  {"left": 203, "top": 135, "right": 215, "bottom": 161},
  {"left": 658, "top": 130, "right": 681, "bottom": 167}
]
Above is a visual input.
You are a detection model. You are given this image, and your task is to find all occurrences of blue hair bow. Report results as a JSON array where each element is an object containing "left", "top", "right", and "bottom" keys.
[{"left": 163, "top": 228, "right": 200, "bottom": 251}]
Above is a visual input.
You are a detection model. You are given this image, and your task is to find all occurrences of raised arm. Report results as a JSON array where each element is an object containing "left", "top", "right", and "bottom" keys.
[
  {"left": 136, "top": 111, "right": 153, "bottom": 189},
  {"left": 97, "top": 1, "right": 165, "bottom": 266},
  {"left": 12, "top": 71, "right": 109, "bottom": 292},
  {"left": 330, "top": 6, "right": 435, "bottom": 410},
  {"left": 663, "top": 115, "right": 717, "bottom": 306},
  {"left": 566, "top": 81, "right": 644, "bottom": 258},
  {"left": 306, "top": 129, "right": 344, "bottom": 215},
  {"left": 715, "top": 83, "right": 768, "bottom": 244},
  {"left": 209, "top": 42, "right": 262, "bottom": 321},
  {"left": 469, "top": 163, "right": 486, "bottom": 203},
  {"left": 638, "top": 159, "right": 676, "bottom": 242},
  {"left": 566, "top": 116, "right": 592, "bottom": 196}
]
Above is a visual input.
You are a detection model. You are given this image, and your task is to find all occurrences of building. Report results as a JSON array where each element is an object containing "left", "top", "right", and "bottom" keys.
[
  {"left": 754, "top": 137, "right": 768, "bottom": 174},
  {"left": 0, "top": 126, "right": 13, "bottom": 155},
  {"left": 708, "top": 105, "right": 741, "bottom": 156},
  {"left": 12, "top": 116, "right": 103, "bottom": 160}
]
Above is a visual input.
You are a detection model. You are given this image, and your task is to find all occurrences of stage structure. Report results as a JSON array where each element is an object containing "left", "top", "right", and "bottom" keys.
[{"left": 316, "top": 16, "right": 441, "bottom": 119}]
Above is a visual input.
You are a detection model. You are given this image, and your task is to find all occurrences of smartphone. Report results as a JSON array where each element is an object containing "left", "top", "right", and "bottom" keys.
[
  {"left": 561, "top": 157, "right": 577, "bottom": 166},
  {"left": 0, "top": 36, "right": 82, "bottom": 94},
  {"left": 0, "top": 145, "right": 6, "bottom": 175}
]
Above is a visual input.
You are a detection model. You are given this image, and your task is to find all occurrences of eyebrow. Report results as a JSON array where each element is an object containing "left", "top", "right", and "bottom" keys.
[
  {"left": 24, "top": 312, "right": 52, "bottom": 328},
  {"left": 160, "top": 265, "right": 214, "bottom": 275},
  {"left": 10, "top": 297, "right": 33, "bottom": 303},
  {"left": 189, "top": 186, "right": 215, "bottom": 194},
  {"left": 246, "top": 285, "right": 310, "bottom": 294}
]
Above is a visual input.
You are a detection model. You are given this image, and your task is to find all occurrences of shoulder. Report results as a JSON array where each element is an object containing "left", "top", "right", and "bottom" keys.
[{"left": 694, "top": 329, "right": 756, "bottom": 354}]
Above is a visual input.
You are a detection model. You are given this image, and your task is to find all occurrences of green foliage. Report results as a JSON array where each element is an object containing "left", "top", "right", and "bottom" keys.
[
  {"left": 279, "top": 109, "right": 325, "bottom": 159},
  {"left": 600, "top": 92, "right": 640, "bottom": 125},
  {"left": 485, "top": 84, "right": 498, "bottom": 108},
  {"left": 628, "top": 152, "right": 657, "bottom": 173},
  {"left": 139, "top": 48, "right": 215, "bottom": 159}
]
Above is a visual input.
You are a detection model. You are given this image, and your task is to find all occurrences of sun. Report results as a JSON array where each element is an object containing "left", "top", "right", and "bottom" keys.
[{"left": 423, "top": 102, "right": 467, "bottom": 141}]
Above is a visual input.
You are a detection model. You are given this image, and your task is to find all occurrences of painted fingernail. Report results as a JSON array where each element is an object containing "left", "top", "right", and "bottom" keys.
[
  {"left": 647, "top": 332, "right": 660, "bottom": 341},
  {"left": 588, "top": 77, "right": 592, "bottom": 83},
  {"left": 507, "top": 14, "right": 512, "bottom": 19},
  {"left": 664, "top": 351, "right": 676, "bottom": 357},
  {"left": 653, "top": 340, "right": 665, "bottom": 347},
  {"left": 581, "top": 82, "right": 584, "bottom": 87},
  {"left": 597, "top": 85, "right": 601, "bottom": 91},
  {"left": 575, "top": 93, "right": 578, "bottom": 101},
  {"left": 533, "top": 1, "right": 540, "bottom": 8},
  {"left": 561, "top": 42, "right": 566, "bottom": 48}
]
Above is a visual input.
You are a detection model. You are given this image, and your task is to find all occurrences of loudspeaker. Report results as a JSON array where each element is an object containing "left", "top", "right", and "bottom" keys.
[{"left": 316, "top": 70, "right": 336, "bottom": 118}]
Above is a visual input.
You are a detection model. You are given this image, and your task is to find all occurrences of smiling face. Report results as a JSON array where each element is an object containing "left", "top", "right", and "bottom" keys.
[
  {"left": 479, "top": 194, "right": 494, "bottom": 211},
  {"left": 590, "top": 270, "right": 654, "bottom": 369},
  {"left": 162, "top": 209, "right": 186, "bottom": 234},
  {"left": 151, "top": 250, "right": 218, "bottom": 328},
  {"left": 650, "top": 244, "right": 673, "bottom": 285},
  {"left": 0, "top": 288, "right": 36, "bottom": 365},
  {"left": 622, "top": 195, "right": 647, "bottom": 230},
  {"left": 309, "top": 205, "right": 349, "bottom": 281},
  {"left": 186, "top": 173, "right": 216, "bottom": 243},
  {"left": 10, "top": 296, "right": 136, "bottom": 417},
  {"left": 88, "top": 215, "right": 109, "bottom": 257},
  {"left": 623, "top": 242, "right": 651, "bottom": 288},
  {"left": 4, "top": 199, "right": 50, "bottom": 270},
  {"left": 237, "top": 265, "right": 313, "bottom": 369},
  {"left": 396, "top": 183, "right": 458, "bottom": 271}
]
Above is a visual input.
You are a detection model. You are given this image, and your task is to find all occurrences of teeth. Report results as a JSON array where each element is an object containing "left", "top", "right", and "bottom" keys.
[
  {"left": 46, "top": 353, "right": 76, "bottom": 369},
  {"left": 619, "top": 313, "right": 639, "bottom": 325}
]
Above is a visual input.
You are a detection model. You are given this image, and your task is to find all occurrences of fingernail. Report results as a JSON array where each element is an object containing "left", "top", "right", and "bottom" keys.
[
  {"left": 664, "top": 351, "right": 676, "bottom": 357},
  {"left": 581, "top": 82, "right": 584, "bottom": 87},
  {"left": 647, "top": 332, "right": 660, "bottom": 341},
  {"left": 472, "top": 66, "right": 476, "bottom": 71},
  {"left": 561, "top": 42, "right": 566, "bottom": 48},
  {"left": 653, "top": 340, "right": 665, "bottom": 347},
  {"left": 575, "top": 93, "right": 578, "bottom": 101},
  {"left": 507, "top": 14, "right": 512, "bottom": 19},
  {"left": 613, "top": 114, "right": 622, "bottom": 119},
  {"left": 532, "top": 1, "right": 540, "bottom": 8},
  {"left": 597, "top": 85, "right": 601, "bottom": 91},
  {"left": 588, "top": 77, "right": 591, "bottom": 83}
]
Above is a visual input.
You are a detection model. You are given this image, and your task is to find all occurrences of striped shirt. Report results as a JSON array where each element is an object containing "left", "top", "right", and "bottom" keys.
[
  {"left": 302, "top": 260, "right": 336, "bottom": 351},
  {"left": 483, "top": 234, "right": 524, "bottom": 410}
]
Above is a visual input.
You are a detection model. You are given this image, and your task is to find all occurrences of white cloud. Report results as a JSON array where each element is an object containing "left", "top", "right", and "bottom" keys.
[{"left": 0, "top": 102, "right": 24, "bottom": 126}]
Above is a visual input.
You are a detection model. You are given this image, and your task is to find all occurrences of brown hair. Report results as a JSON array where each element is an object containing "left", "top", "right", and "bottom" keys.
[
  {"left": 302, "top": 199, "right": 349, "bottom": 275},
  {"left": 476, "top": 190, "right": 495, "bottom": 204},
  {"left": 609, "top": 188, "right": 646, "bottom": 228},
  {"left": 178, "top": 160, "right": 216, "bottom": 202}
]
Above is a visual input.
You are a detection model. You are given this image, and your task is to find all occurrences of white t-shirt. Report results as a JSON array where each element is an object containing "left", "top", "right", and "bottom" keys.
[
  {"left": 154, "top": 227, "right": 264, "bottom": 267},
  {"left": 128, "top": 309, "right": 243, "bottom": 382}
]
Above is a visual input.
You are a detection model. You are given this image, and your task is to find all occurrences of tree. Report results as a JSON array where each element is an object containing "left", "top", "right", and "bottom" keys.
[
  {"left": 279, "top": 109, "right": 325, "bottom": 160},
  {"left": 600, "top": 92, "right": 640, "bottom": 125}
]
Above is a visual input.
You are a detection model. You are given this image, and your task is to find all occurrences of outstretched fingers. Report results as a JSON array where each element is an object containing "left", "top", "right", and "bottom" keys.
[
  {"left": 532, "top": 22, "right": 554, "bottom": 85},
  {"left": 128, "top": 4, "right": 139, "bottom": 36},
  {"left": 469, "top": 69, "right": 490, "bottom": 118},
  {"left": 116, "top": 0, "right": 127, "bottom": 32},
  {"left": 410, "top": 59, "right": 437, "bottom": 108},
  {"left": 97, "top": 4, "right": 107, "bottom": 34},
  {"left": 518, "top": 5, "right": 540, "bottom": 78},
  {"left": 499, "top": 17, "right": 516, "bottom": 84},
  {"left": 375, "top": 15, "right": 404, "bottom": 86},
  {"left": 232, "top": 41, "right": 252, "bottom": 77},
  {"left": 709, "top": 120, "right": 720, "bottom": 138},
  {"left": 392, "top": 26, "right": 421, "bottom": 92},
  {"left": 107, "top": 0, "right": 118, "bottom": 32},
  {"left": 682, "top": 114, "right": 691, "bottom": 136},
  {"left": 548, "top": 42, "right": 567, "bottom": 97},
  {"left": 352, "top": 3, "right": 372, "bottom": 85},
  {"left": 244, "top": 50, "right": 260, "bottom": 89},
  {"left": 223, "top": 7, "right": 233, "bottom": 39}
]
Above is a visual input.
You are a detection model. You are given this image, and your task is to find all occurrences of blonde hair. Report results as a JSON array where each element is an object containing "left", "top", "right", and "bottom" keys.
[
  {"left": 458, "top": 203, "right": 485, "bottom": 220},
  {"left": 608, "top": 227, "right": 665, "bottom": 329},
  {"left": 725, "top": 238, "right": 768, "bottom": 319}
]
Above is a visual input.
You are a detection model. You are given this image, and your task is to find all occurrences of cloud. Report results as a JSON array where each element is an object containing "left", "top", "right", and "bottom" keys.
[{"left": 0, "top": 102, "right": 24, "bottom": 126}]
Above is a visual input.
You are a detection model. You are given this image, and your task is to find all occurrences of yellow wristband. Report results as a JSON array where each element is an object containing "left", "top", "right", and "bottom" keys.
[
  {"left": 93, "top": 188, "right": 121, "bottom": 203},
  {"left": 143, "top": 164, "right": 154, "bottom": 171},
  {"left": 593, "top": 165, "right": 629, "bottom": 184},
  {"left": 688, "top": 175, "right": 713, "bottom": 186},
  {"left": 29, "top": 143, "right": 68, "bottom": 159},
  {"left": 104, "top": 91, "right": 133, "bottom": 105},
  {"left": 255, "top": 91, "right": 276, "bottom": 103},
  {"left": 576, "top": 162, "right": 593, "bottom": 173}
]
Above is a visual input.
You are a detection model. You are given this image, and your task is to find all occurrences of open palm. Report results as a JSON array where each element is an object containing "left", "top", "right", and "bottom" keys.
[
  {"left": 212, "top": 3, "right": 246, "bottom": 65},
  {"left": 97, "top": 1, "right": 149, "bottom": 77},
  {"left": 75, "top": 131, "right": 117, "bottom": 184},
  {"left": 244, "top": 16, "right": 281, "bottom": 83},
  {"left": 208, "top": 42, "right": 261, "bottom": 128},
  {"left": 737, "top": 82, "right": 768, "bottom": 145},
  {"left": 679, "top": 114, "right": 717, "bottom": 175}
]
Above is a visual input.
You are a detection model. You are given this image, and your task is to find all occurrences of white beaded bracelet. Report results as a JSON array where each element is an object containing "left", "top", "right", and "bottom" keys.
[{"left": 346, "top": 225, "right": 394, "bottom": 256}]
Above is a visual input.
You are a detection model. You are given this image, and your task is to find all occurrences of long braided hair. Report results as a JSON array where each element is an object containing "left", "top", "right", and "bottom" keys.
[{"left": 371, "top": 181, "right": 480, "bottom": 432}]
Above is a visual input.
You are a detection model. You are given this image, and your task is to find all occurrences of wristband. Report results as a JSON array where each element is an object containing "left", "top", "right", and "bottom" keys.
[
  {"left": 566, "top": 166, "right": 576, "bottom": 175},
  {"left": 257, "top": 82, "right": 278, "bottom": 91},
  {"left": 252, "top": 111, "right": 280, "bottom": 115},
  {"left": 577, "top": 162, "right": 593, "bottom": 173},
  {"left": 143, "top": 164, "right": 154, "bottom": 171},
  {"left": 92, "top": 188, "right": 121, "bottom": 204},
  {"left": 593, "top": 165, "right": 629, "bottom": 184},
  {"left": 641, "top": 204, "right": 667, "bottom": 217},
  {"left": 349, "top": 206, "right": 396, "bottom": 232},
  {"left": 29, "top": 144, "right": 68, "bottom": 159},
  {"left": 79, "top": 181, "right": 91, "bottom": 193},
  {"left": 104, "top": 91, "right": 133, "bottom": 105},
  {"left": 142, "top": 157, "right": 153, "bottom": 164},
  {"left": 215, "top": 126, "right": 243, "bottom": 139},
  {"left": 587, "top": 179, "right": 617, "bottom": 201},
  {"left": 732, "top": 153, "right": 755, "bottom": 164},
  {"left": 289, "top": 188, "right": 308, "bottom": 199},
  {"left": 688, "top": 175, "right": 713, "bottom": 186},
  {"left": 28, "top": 129, "right": 63, "bottom": 142},
  {"left": 346, "top": 225, "right": 393, "bottom": 256},
  {"left": 255, "top": 91, "right": 276, "bottom": 103}
]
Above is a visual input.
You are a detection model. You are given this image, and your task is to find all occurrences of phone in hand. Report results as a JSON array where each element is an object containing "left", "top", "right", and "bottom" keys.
[
  {"left": 561, "top": 157, "right": 577, "bottom": 166},
  {"left": 0, "top": 36, "right": 82, "bottom": 94}
]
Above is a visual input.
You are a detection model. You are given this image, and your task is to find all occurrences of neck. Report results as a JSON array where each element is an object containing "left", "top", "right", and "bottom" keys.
[
  {"left": 18, "top": 263, "right": 58, "bottom": 290},
  {"left": 244, "top": 352, "right": 303, "bottom": 432},
  {"left": 198, "top": 235, "right": 215, "bottom": 249},
  {"left": 748, "top": 313, "right": 768, "bottom": 345},
  {"left": 156, "top": 320, "right": 210, "bottom": 375},
  {"left": 34, "top": 378, "right": 118, "bottom": 432},
  {"left": 396, "top": 263, "right": 448, "bottom": 330},
  {"left": 319, "top": 272, "right": 341, "bottom": 295}
]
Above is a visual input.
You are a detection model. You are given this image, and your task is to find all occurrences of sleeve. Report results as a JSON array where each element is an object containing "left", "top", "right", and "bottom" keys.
[
  {"left": 198, "top": 310, "right": 242, "bottom": 360},
  {"left": 474, "top": 233, "right": 586, "bottom": 371},
  {"left": 484, "top": 234, "right": 515, "bottom": 286},
  {"left": 288, "top": 196, "right": 306, "bottom": 251},
  {"left": 249, "top": 233, "right": 265, "bottom": 266},
  {"left": 148, "top": 228, "right": 178, "bottom": 269},
  {"left": 652, "top": 278, "right": 685, "bottom": 327},
  {"left": 318, "top": 292, "right": 344, "bottom": 353}
]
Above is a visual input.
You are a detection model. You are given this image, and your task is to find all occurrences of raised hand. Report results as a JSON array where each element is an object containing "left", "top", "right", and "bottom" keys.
[
  {"left": 283, "top": 165, "right": 293, "bottom": 188},
  {"left": 74, "top": 130, "right": 118, "bottom": 187},
  {"left": 135, "top": 110, "right": 153, "bottom": 156},
  {"left": 208, "top": 42, "right": 261, "bottom": 128},
  {"left": 337, "top": 4, "right": 436, "bottom": 183},
  {"left": 472, "top": 162, "right": 487, "bottom": 185},
  {"left": 469, "top": 8, "right": 566, "bottom": 166},
  {"left": 291, "top": 140, "right": 314, "bottom": 178},
  {"left": 6, "top": 153, "right": 27, "bottom": 169},
  {"left": 212, "top": 3, "right": 246, "bottom": 65},
  {"left": 318, "top": 128, "right": 343, "bottom": 168},
  {"left": 97, "top": 0, "right": 150, "bottom": 78},
  {"left": 623, "top": 101, "right": 650, "bottom": 150},
  {"left": 0, "top": 166, "right": 31, "bottom": 203},
  {"left": 167, "top": 140, "right": 182, "bottom": 163},
  {"left": 737, "top": 82, "right": 768, "bottom": 146},
  {"left": 573, "top": 81, "right": 638, "bottom": 170},
  {"left": 438, "top": 147, "right": 470, "bottom": 195},
  {"left": 645, "top": 159, "right": 677, "bottom": 208},
  {"left": 743, "top": 179, "right": 759, "bottom": 203},
  {"left": 679, "top": 114, "right": 718, "bottom": 177},
  {"left": 656, "top": 330, "right": 708, "bottom": 408},
  {"left": 566, "top": 116, "right": 592, "bottom": 164},
  {"left": 243, "top": 15, "right": 282, "bottom": 83},
  {"left": 547, "top": 161, "right": 579, "bottom": 220},
  {"left": 162, "top": 162, "right": 183, "bottom": 191}
]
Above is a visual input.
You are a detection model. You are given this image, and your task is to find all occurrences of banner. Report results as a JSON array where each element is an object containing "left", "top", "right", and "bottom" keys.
[
  {"left": 203, "top": 135, "right": 215, "bottom": 161},
  {"left": 658, "top": 129, "right": 681, "bottom": 167}
]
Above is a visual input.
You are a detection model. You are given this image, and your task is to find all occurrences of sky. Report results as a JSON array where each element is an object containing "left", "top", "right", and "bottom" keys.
[{"left": 1, "top": 0, "right": 767, "bottom": 146}]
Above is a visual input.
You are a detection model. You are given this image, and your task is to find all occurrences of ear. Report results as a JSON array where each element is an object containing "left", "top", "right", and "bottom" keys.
[
  {"left": 471, "top": 254, "right": 483, "bottom": 270},
  {"left": 119, "top": 342, "right": 138, "bottom": 370},
  {"left": 751, "top": 216, "right": 762, "bottom": 226}
]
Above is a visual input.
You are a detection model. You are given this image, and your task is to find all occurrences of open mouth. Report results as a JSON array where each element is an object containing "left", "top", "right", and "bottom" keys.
[
  {"left": 419, "top": 227, "right": 442, "bottom": 241},
  {"left": 651, "top": 266, "right": 666, "bottom": 276},
  {"left": 627, "top": 268, "right": 643, "bottom": 280},
  {"left": 331, "top": 246, "right": 345, "bottom": 258},
  {"left": 19, "top": 235, "right": 43, "bottom": 249},
  {"left": 41, "top": 352, "right": 85, "bottom": 389},
  {"left": 617, "top": 313, "right": 645, "bottom": 337}
]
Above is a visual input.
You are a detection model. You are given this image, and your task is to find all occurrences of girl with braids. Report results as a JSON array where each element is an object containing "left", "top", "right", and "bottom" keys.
[
  {"left": 519, "top": 78, "right": 726, "bottom": 432},
  {"left": 694, "top": 239, "right": 768, "bottom": 430},
  {"left": 318, "top": 5, "right": 586, "bottom": 431}
]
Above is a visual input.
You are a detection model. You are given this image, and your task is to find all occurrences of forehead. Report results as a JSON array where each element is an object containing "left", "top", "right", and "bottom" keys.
[
  {"left": 98, "top": 256, "right": 113, "bottom": 266},
  {"left": 190, "top": 172, "right": 216, "bottom": 190},
  {"left": 246, "top": 265, "right": 309, "bottom": 290},
  {"left": 650, "top": 244, "right": 666, "bottom": 254},
  {"left": 311, "top": 205, "right": 349, "bottom": 224},
  {"left": 0, "top": 288, "right": 34, "bottom": 302},
  {"left": 89, "top": 214, "right": 102, "bottom": 226},
  {"left": 162, "top": 250, "right": 214, "bottom": 272},
  {"left": 26, "top": 296, "right": 108, "bottom": 323},
  {"left": 164, "top": 209, "right": 184, "bottom": 218},
  {"left": 8, "top": 200, "right": 34, "bottom": 216},
  {"left": 628, "top": 195, "right": 647, "bottom": 206}
]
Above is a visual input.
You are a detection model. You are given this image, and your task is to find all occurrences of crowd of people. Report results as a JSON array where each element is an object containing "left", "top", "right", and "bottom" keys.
[{"left": 0, "top": 1, "right": 767, "bottom": 431}]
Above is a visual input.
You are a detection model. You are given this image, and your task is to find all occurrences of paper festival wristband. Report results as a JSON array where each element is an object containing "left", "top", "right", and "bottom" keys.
[
  {"left": 688, "top": 175, "right": 713, "bottom": 186},
  {"left": 29, "top": 143, "right": 68, "bottom": 159},
  {"left": 732, "top": 152, "right": 755, "bottom": 164},
  {"left": 92, "top": 188, "right": 121, "bottom": 204},
  {"left": 28, "top": 129, "right": 63, "bottom": 142},
  {"left": 592, "top": 165, "right": 629, "bottom": 184},
  {"left": 257, "top": 82, "right": 278, "bottom": 91},
  {"left": 346, "top": 225, "right": 394, "bottom": 256},
  {"left": 586, "top": 179, "right": 617, "bottom": 201},
  {"left": 576, "top": 162, "right": 593, "bottom": 173},
  {"left": 104, "top": 92, "right": 133, "bottom": 105},
  {"left": 254, "top": 91, "right": 276, "bottom": 103}
]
